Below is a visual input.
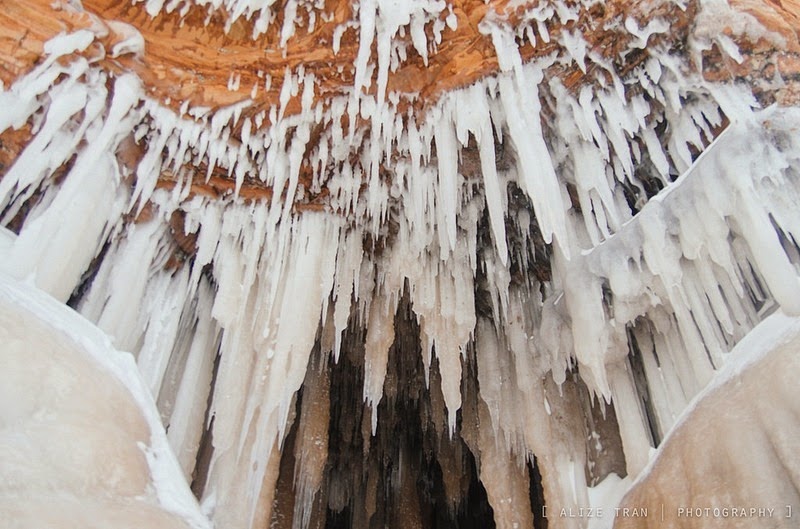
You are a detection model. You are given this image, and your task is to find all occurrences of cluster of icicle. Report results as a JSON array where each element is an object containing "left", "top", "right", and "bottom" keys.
[
  {"left": 138, "top": 0, "right": 457, "bottom": 50},
  {"left": 2, "top": 0, "right": 800, "bottom": 527}
]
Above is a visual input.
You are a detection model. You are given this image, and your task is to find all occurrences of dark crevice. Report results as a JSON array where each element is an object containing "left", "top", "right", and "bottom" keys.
[
  {"left": 627, "top": 326, "right": 662, "bottom": 447},
  {"left": 295, "top": 289, "right": 498, "bottom": 529},
  {"left": 190, "top": 346, "right": 222, "bottom": 499},
  {"left": 67, "top": 239, "right": 111, "bottom": 309},
  {"left": 528, "top": 457, "right": 548, "bottom": 529}
]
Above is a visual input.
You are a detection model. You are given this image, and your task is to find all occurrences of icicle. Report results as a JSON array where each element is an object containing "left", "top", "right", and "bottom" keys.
[
  {"left": 497, "top": 73, "right": 569, "bottom": 256},
  {"left": 166, "top": 280, "right": 221, "bottom": 478},
  {"left": 363, "top": 291, "right": 395, "bottom": 434},
  {"left": 1, "top": 73, "right": 141, "bottom": 301},
  {"left": 292, "top": 355, "right": 330, "bottom": 529},
  {"left": 433, "top": 107, "right": 459, "bottom": 256},
  {"left": 455, "top": 85, "right": 508, "bottom": 264}
]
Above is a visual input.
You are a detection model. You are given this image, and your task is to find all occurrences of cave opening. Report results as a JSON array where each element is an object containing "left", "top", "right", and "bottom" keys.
[{"left": 268, "top": 288, "right": 523, "bottom": 529}]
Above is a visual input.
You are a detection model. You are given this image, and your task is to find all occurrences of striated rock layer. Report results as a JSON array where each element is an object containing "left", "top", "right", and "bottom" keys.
[{"left": 2, "top": 0, "right": 800, "bottom": 528}]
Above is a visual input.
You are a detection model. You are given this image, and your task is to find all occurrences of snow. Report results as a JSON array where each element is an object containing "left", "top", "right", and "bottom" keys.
[
  {"left": 0, "top": 272, "right": 210, "bottom": 529},
  {"left": 634, "top": 310, "right": 800, "bottom": 487},
  {"left": 624, "top": 16, "right": 669, "bottom": 49},
  {"left": 694, "top": 0, "right": 788, "bottom": 51},
  {"left": 107, "top": 20, "right": 146, "bottom": 58},
  {"left": 614, "top": 311, "right": 800, "bottom": 527},
  {"left": 585, "top": 473, "right": 632, "bottom": 529}
]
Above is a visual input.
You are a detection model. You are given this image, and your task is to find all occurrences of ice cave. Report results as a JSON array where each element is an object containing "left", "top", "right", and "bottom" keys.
[{"left": 1, "top": 0, "right": 800, "bottom": 527}]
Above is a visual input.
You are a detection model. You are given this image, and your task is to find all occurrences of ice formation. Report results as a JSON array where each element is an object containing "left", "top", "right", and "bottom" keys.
[
  {"left": 614, "top": 311, "right": 800, "bottom": 528},
  {"left": 0, "top": 273, "right": 210, "bottom": 529},
  {"left": 1, "top": 0, "right": 800, "bottom": 527}
]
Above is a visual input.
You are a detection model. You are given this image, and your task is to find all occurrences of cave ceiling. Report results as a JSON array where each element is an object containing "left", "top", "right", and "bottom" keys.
[{"left": 2, "top": 0, "right": 799, "bottom": 207}]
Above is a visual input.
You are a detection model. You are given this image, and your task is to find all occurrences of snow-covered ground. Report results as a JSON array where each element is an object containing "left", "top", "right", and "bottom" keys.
[
  {"left": 0, "top": 272, "right": 210, "bottom": 529},
  {"left": 609, "top": 311, "right": 800, "bottom": 528}
]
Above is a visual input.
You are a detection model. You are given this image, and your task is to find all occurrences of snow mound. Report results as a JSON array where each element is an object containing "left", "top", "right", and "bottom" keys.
[
  {"left": 612, "top": 311, "right": 800, "bottom": 528},
  {"left": 0, "top": 272, "right": 211, "bottom": 529}
]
